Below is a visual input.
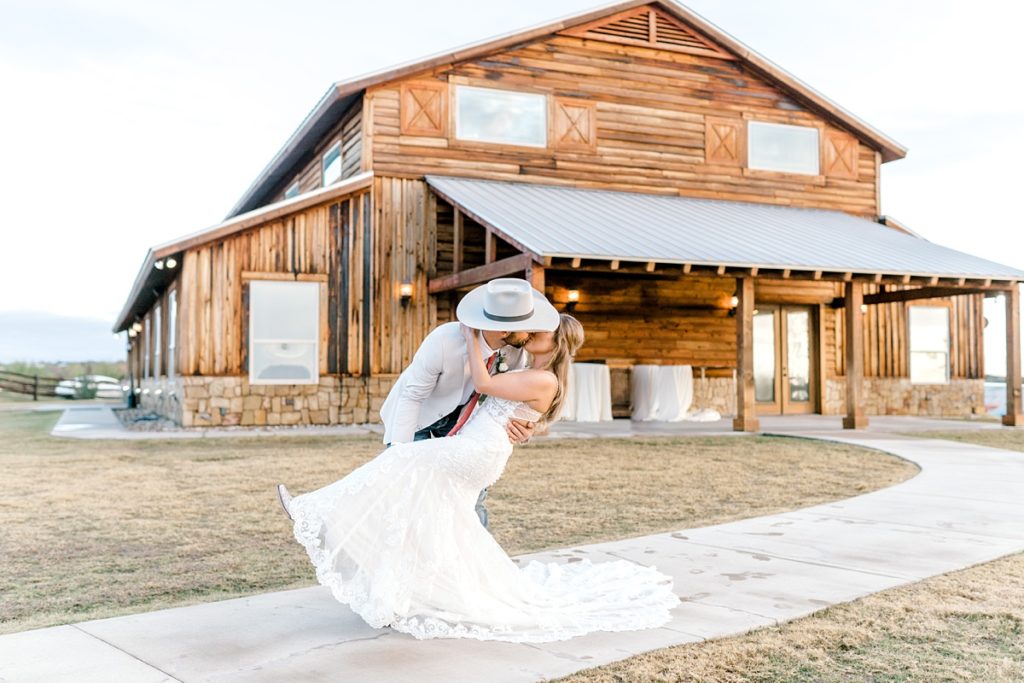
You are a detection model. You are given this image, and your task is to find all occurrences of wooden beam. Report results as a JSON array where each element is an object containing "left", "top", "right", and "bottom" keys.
[
  {"left": 485, "top": 230, "right": 496, "bottom": 265},
  {"left": 749, "top": 266, "right": 759, "bottom": 276},
  {"left": 1005, "top": 286, "right": 1023, "bottom": 426},
  {"left": 452, "top": 208, "right": 463, "bottom": 273},
  {"left": 843, "top": 271, "right": 853, "bottom": 282},
  {"left": 813, "top": 270, "right": 823, "bottom": 280},
  {"left": 428, "top": 253, "right": 534, "bottom": 294},
  {"left": 716, "top": 265, "right": 726, "bottom": 275},
  {"left": 781, "top": 268, "right": 790, "bottom": 279},
  {"left": 843, "top": 281, "right": 868, "bottom": 429},
  {"left": 526, "top": 262, "right": 545, "bottom": 293},
  {"left": 571, "top": 257, "right": 582, "bottom": 268},
  {"left": 610, "top": 260, "right": 620, "bottom": 271},
  {"left": 902, "top": 274, "right": 912, "bottom": 284},
  {"left": 682, "top": 263, "right": 692, "bottom": 274},
  {"left": 928, "top": 275, "right": 939, "bottom": 285},
  {"left": 361, "top": 193, "right": 372, "bottom": 377},
  {"left": 733, "top": 277, "right": 759, "bottom": 432},
  {"left": 832, "top": 285, "right": 1007, "bottom": 308},
  {"left": 645, "top": 261, "right": 656, "bottom": 272},
  {"left": 873, "top": 273, "right": 883, "bottom": 283}
]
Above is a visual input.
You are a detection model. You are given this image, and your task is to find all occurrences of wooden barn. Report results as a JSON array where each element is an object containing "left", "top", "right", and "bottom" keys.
[{"left": 113, "top": 0, "right": 1024, "bottom": 430}]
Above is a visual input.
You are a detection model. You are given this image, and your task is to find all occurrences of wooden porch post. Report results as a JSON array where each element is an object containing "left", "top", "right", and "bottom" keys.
[
  {"left": 526, "top": 261, "right": 545, "bottom": 293},
  {"left": 843, "top": 281, "right": 868, "bottom": 429},
  {"left": 1004, "top": 285, "right": 1022, "bottom": 426},
  {"left": 733, "top": 277, "right": 759, "bottom": 432}
]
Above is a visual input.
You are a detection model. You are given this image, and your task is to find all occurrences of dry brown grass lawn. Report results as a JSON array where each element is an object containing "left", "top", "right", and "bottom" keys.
[
  {"left": 905, "top": 428, "right": 1024, "bottom": 453},
  {"left": 561, "top": 551, "right": 1024, "bottom": 683},
  {"left": 0, "top": 407, "right": 915, "bottom": 636}
]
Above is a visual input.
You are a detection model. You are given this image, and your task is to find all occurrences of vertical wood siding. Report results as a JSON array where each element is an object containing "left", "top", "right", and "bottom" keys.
[
  {"left": 176, "top": 189, "right": 370, "bottom": 376},
  {"left": 371, "top": 177, "right": 439, "bottom": 374}
]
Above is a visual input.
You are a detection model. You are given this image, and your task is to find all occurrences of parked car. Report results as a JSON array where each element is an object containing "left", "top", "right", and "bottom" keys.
[{"left": 55, "top": 375, "right": 126, "bottom": 400}]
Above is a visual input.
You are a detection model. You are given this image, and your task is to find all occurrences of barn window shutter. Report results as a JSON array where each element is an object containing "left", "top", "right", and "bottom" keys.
[
  {"left": 823, "top": 129, "right": 859, "bottom": 179},
  {"left": 704, "top": 116, "right": 744, "bottom": 167},
  {"left": 400, "top": 81, "right": 447, "bottom": 136},
  {"left": 562, "top": 7, "right": 734, "bottom": 60},
  {"left": 553, "top": 98, "right": 596, "bottom": 150}
]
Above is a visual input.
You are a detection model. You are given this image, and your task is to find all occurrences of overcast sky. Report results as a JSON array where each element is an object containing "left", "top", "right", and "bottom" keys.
[{"left": 1, "top": 0, "right": 1022, "bottom": 366}]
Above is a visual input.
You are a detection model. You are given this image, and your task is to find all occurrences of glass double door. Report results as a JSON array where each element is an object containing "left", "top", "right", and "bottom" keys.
[{"left": 753, "top": 305, "right": 816, "bottom": 414}]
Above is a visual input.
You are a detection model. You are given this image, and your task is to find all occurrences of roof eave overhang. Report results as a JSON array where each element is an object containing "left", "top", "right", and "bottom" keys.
[{"left": 115, "top": 171, "right": 374, "bottom": 333}]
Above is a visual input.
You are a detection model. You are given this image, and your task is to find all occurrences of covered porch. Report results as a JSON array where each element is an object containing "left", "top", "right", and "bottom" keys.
[{"left": 424, "top": 176, "right": 1024, "bottom": 430}]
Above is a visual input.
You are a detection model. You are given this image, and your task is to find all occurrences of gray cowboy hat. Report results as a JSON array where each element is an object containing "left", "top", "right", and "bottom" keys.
[{"left": 456, "top": 278, "right": 560, "bottom": 332}]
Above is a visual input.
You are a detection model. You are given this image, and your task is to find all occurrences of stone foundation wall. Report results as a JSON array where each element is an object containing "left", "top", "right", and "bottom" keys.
[
  {"left": 139, "top": 375, "right": 398, "bottom": 427},
  {"left": 824, "top": 378, "right": 986, "bottom": 417},
  {"left": 138, "top": 373, "right": 984, "bottom": 427}
]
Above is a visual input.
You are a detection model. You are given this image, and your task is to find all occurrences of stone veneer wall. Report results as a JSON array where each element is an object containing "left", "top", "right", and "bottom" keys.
[
  {"left": 823, "top": 378, "right": 986, "bottom": 417},
  {"left": 138, "top": 375, "right": 398, "bottom": 427},
  {"left": 137, "top": 374, "right": 984, "bottom": 427}
]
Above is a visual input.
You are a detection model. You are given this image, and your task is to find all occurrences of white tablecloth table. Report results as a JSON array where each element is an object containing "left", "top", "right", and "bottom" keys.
[
  {"left": 560, "top": 363, "right": 613, "bottom": 422},
  {"left": 631, "top": 364, "right": 694, "bottom": 421}
]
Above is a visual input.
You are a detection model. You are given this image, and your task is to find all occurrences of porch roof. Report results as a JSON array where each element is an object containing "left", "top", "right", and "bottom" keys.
[{"left": 425, "top": 176, "right": 1024, "bottom": 283}]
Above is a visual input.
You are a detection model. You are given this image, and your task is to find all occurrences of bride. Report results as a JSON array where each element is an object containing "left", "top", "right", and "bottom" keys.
[{"left": 276, "top": 314, "right": 679, "bottom": 642}]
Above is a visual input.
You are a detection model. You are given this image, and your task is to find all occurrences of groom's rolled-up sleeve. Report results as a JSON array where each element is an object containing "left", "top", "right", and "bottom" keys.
[{"left": 389, "top": 331, "right": 445, "bottom": 444}]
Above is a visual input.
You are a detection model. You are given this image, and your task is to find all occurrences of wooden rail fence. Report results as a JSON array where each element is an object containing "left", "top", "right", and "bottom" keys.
[{"left": 0, "top": 370, "right": 62, "bottom": 400}]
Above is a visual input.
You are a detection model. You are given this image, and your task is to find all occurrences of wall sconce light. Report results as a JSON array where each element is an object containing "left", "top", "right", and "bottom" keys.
[
  {"left": 128, "top": 328, "right": 137, "bottom": 338},
  {"left": 860, "top": 303, "right": 868, "bottom": 314},
  {"left": 154, "top": 260, "right": 164, "bottom": 270},
  {"left": 132, "top": 321, "right": 143, "bottom": 333},
  {"left": 165, "top": 257, "right": 177, "bottom": 269},
  {"left": 730, "top": 295, "right": 739, "bottom": 307},
  {"left": 566, "top": 289, "right": 580, "bottom": 312},
  {"left": 399, "top": 281, "right": 413, "bottom": 307}
]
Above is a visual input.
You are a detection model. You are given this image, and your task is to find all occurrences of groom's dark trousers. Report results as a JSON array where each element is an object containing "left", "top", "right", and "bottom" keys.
[{"left": 386, "top": 404, "right": 490, "bottom": 529}]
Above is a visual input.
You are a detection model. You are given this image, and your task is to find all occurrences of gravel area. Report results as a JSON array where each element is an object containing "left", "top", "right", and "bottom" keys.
[{"left": 112, "top": 407, "right": 182, "bottom": 431}]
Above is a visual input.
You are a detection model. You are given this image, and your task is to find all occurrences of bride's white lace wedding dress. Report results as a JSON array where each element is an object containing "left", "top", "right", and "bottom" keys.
[{"left": 287, "top": 386, "right": 680, "bottom": 642}]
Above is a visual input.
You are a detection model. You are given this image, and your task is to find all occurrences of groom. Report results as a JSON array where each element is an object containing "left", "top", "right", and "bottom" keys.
[{"left": 380, "top": 278, "right": 560, "bottom": 528}]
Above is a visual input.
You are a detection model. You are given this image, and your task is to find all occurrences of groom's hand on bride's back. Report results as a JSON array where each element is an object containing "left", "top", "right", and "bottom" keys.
[{"left": 506, "top": 419, "right": 535, "bottom": 444}]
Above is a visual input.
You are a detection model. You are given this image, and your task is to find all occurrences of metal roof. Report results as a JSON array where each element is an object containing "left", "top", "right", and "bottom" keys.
[
  {"left": 227, "top": 0, "right": 907, "bottom": 219},
  {"left": 425, "top": 176, "right": 1024, "bottom": 281}
]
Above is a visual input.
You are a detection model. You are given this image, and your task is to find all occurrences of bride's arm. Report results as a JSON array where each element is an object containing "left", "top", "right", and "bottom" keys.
[{"left": 462, "top": 324, "right": 556, "bottom": 403}]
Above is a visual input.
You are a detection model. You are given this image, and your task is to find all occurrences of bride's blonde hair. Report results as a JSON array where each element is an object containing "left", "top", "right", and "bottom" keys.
[{"left": 538, "top": 313, "right": 585, "bottom": 424}]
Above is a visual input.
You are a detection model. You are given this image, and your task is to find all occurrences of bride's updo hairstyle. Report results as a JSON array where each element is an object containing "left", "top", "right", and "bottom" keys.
[{"left": 538, "top": 313, "right": 585, "bottom": 424}]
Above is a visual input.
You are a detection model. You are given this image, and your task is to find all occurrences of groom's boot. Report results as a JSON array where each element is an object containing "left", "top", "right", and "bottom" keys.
[
  {"left": 475, "top": 488, "right": 489, "bottom": 528},
  {"left": 277, "top": 484, "right": 294, "bottom": 521}
]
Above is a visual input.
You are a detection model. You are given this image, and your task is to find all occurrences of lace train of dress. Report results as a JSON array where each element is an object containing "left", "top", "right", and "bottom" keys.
[{"left": 288, "top": 394, "right": 680, "bottom": 642}]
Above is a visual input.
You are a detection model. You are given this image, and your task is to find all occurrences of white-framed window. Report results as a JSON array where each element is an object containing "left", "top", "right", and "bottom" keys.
[
  {"left": 143, "top": 317, "right": 150, "bottom": 380},
  {"left": 284, "top": 181, "right": 300, "bottom": 199},
  {"left": 909, "top": 305, "right": 950, "bottom": 384},
  {"left": 321, "top": 142, "right": 342, "bottom": 187},
  {"left": 748, "top": 121, "right": 820, "bottom": 175},
  {"left": 249, "top": 280, "right": 320, "bottom": 384},
  {"left": 167, "top": 290, "right": 177, "bottom": 379},
  {"left": 454, "top": 84, "right": 547, "bottom": 147},
  {"left": 153, "top": 304, "right": 162, "bottom": 377}
]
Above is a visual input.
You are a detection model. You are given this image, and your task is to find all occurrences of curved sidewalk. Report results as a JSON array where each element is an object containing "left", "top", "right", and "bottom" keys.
[{"left": 2, "top": 432, "right": 1023, "bottom": 682}]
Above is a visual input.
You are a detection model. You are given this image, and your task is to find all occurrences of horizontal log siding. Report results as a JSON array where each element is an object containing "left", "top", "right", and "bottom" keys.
[
  {"left": 367, "top": 35, "right": 879, "bottom": 216},
  {"left": 269, "top": 104, "right": 364, "bottom": 203},
  {"left": 176, "top": 189, "right": 371, "bottom": 376}
]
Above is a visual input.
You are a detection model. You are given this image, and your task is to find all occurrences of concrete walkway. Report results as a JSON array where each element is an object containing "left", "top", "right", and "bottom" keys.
[{"left": 3, "top": 431, "right": 1023, "bottom": 682}]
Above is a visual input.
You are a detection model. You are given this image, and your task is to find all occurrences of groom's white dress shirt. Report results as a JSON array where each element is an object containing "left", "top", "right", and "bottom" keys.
[{"left": 379, "top": 321, "right": 528, "bottom": 445}]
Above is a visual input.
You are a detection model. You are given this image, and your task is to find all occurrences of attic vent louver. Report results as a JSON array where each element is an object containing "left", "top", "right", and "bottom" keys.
[{"left": 563, "top": 6, "right": 734, "bottom": 60}]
